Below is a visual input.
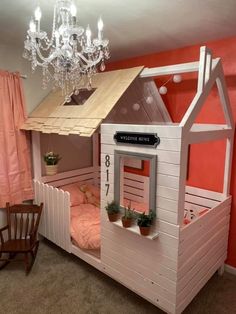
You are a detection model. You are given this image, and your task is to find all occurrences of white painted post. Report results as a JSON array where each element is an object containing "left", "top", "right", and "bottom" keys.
[
  {"left": 92, "top": 132, "right": 99, "bottom": 186},
  {"left": 177, "top": 138, "right": 189, "bottom": 225},
  {"left": 223, "top": 137, "right": 234, "bottom": 196},
  {"left": 32, "top": 131, "right": 42, "bottom": 180}
]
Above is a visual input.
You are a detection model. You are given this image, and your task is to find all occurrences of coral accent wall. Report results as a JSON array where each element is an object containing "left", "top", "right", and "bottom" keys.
[{"left": 107, "top": 36, "right": 236, "bottom": 268}]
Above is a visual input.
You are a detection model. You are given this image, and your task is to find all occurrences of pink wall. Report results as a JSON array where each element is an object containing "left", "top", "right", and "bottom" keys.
[{"left": 107, "top": 36, "right": 236, "bottom": 267}]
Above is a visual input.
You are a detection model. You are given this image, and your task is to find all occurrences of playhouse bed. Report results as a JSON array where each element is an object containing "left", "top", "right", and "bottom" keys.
[{"left": 30, "top": 46, "right": 234, "bottom": 314}]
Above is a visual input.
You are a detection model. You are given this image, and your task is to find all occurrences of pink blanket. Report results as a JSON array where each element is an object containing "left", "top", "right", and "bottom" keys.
[{"left": 70, "top": 204, "right": 100, "bottom": 250}]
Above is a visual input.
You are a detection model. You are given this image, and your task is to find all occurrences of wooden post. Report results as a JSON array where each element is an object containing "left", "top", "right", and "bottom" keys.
[
  {"left": 223, "top": 137, "right": 234, "bottom": 196},
  {"left": 32, "top": 131, "right": 42, "bottom": 180},
  {"left": 92, "top": 132, "right": 99, "bottom": 186}
]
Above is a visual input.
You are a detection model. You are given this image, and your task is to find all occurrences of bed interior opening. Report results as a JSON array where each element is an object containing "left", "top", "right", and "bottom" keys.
[
  {"left": 183, "top": 138, "right": 227, "bottom": 226},
  {"left": 40, "top": 132, "right": 101, "bottom": 259}
]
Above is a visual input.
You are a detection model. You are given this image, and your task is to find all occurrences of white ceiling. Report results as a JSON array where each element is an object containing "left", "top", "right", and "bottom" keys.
[{"left": 0, "top": 0, "right": 236, "bottom": 61}]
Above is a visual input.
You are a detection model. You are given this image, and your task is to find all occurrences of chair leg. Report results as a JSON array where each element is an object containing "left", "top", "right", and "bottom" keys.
[
  {"left": 24, "top": 253, "right": 30, "bottom": 275},
  {"left": 27, "top": 241, "right": 40, "bottom": 275},
  {"left": 0, "top": 253, "right": 11, "bottom": 270}
]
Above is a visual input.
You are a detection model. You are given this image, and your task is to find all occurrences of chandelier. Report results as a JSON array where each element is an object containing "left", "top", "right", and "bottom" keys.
[{"left": 23, "top": 0, "right": 110, "bottom": 101}]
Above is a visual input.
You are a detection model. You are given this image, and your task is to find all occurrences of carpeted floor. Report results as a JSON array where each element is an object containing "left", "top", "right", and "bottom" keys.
[{"left": 0, "top": 239, "right": 236, "bottom": 314}]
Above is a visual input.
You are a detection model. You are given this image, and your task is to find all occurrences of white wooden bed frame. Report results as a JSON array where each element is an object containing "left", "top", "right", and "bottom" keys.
[
  {"left": 34, "top": 165, "right": 149, "bottom": 258},
  {"left": 32, "top": 46, "right": 234, "bottom": 314}
]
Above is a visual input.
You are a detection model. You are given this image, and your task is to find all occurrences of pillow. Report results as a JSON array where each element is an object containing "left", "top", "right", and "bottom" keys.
[
  {"left": 60, "top": 183, "right": 86, "bottom": 206},
  {"left": 86, "top": 184, "right": 100, "bottom": 199},
  {"left": 79, "top": 183, "right": 100, "bottom": 199},
  {"left": 86, "top": 194, "right": 100, "bottom": 207}
]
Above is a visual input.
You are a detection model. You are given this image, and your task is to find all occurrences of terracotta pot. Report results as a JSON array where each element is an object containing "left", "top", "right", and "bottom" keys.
[
  {"left": 45, "top": 164, "right": 58, "bottom": 176},
  {"left": 121, "top": 217, "right": 132, "bottom": 228},
  {"left": 107, "top": 213, "right": 119, "bottom": 222},
  {"left": 139, "top": 226, "right": 151, "bottom": 236}
]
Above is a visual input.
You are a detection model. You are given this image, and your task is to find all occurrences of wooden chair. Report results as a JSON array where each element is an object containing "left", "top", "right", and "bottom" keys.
[{"left": 0, "top": 202, "right": 43, "bottom": 275}]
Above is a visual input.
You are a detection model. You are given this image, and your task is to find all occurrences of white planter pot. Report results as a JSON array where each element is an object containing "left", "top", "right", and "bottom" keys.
[{"left": 45, "top": 164, "right": 58, "bottom": 176}]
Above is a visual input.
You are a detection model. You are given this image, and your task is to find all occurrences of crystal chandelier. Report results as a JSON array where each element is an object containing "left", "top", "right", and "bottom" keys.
[{"left": 23, "top": 0, "right": 110, "bottom": 101}]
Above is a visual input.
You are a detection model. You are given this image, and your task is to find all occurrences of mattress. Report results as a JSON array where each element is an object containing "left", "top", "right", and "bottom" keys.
[{"left": 60, "top": 182, "right": 101, "bottom": 250}]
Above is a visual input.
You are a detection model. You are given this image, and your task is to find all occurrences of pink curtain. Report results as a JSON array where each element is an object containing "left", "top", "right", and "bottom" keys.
[{"left": 0, "top": 70, "right": 33, "bottom": 207}]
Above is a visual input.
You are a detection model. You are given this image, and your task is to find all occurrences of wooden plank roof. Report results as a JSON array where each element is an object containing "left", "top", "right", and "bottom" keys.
[{"left": 21, "top": 66, "right": 143, "bottom": 137}]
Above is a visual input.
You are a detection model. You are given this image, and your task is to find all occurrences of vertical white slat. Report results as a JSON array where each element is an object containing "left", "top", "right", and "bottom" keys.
[
  {"left": 49, "top": 186, "right": 55, "bottom": 243},
  {"left": 34, "top": 181, "right": 42, "bottom": 234},
  {"left": 45, "top": 184, "right": 50, "bottom": 240},
  {"left": 55, "top": 188, "right": 61, "bottom": 247},
  {"left": 40, "top": 181, "right": 47, "bottom": 236},
  {"left": 58, "top": 189, "right": 65, "bottom": 250},
  {"left": 64, "top": 191, "right": 71, "bottom": 252}
]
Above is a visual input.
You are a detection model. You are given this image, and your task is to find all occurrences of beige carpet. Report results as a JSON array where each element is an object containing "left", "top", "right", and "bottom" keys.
[{"left": 0, "top": 239, "right": 236, "bottom": 314}]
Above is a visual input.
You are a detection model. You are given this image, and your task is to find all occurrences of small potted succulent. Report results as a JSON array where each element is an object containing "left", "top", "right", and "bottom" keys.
[
  {"left": 137, "top": 210, "right": 155, "bottom": 236},
  {"left": 105, "top": 201, "right": 120, "bottom": 222},
  {"left": 43, "top": 151, "right": 61, "bottom": 176},
  {"left": 121, "top": 204, "right": 134, "bottom": 228}
]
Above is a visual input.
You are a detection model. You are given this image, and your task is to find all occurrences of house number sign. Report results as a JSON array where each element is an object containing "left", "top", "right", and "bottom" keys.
[
  {"left": 114, "top": 132, "right": 160, "bottom": 147},
  {"left": 104, "top": 154, "right": 110, "bottom": 196}
]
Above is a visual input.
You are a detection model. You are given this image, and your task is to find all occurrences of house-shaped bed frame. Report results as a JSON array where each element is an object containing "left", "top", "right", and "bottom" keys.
[{"left": 23, "top": 46, "right": 234, "bottom": 314}]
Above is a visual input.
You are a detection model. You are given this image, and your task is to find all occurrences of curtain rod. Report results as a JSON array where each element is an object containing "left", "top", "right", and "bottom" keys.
[{"left": 11, "top": 72, "right": 27, "bottom": 79}]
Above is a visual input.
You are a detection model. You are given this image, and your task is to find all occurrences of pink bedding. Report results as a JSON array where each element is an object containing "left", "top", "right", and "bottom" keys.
[
  {"left": 59, "top": 181, "right": 101, "bottom": 250},
  {"left": 70, "top": 204, "right": 101, "bottom": 250}
]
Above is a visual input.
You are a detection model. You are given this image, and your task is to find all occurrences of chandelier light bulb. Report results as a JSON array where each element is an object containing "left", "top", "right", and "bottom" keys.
[
  {"left": 34, "top": 6, "right": 42, "bottom": 21},
  {"left": 159, "top": 86, "right": 168, "bottom": 95},
  {"left": 86, "top": 25, "right": 92, "bottom": 46},
  {"left": 29, "top": 19, "right": 36, "bottom": 33},
  {"left": 70, "top": 4, "right": 77, "bottom": 17},
  {"left": 97, "top": 17, "right": 103, "bottom": 40},
  {"left": 98, "top": 18, "right": 104, "bottom": 31},
  {"left": 173, "top": 74, "right": 182, "bottom": 83}
]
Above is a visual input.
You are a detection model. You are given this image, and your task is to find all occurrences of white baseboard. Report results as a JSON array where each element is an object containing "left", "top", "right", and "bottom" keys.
[{"left": 225, "top": 264, "right": 236, "bottom": 275}]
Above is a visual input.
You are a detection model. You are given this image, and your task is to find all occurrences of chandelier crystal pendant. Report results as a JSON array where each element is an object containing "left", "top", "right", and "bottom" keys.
[{"left": 23, "top": 0, "right": 110, "bottom": 101}]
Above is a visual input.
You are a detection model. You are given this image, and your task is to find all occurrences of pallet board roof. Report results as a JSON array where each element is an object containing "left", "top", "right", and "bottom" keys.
[{"left": 21, "top": 66, "right": 144, "bottom": 136}]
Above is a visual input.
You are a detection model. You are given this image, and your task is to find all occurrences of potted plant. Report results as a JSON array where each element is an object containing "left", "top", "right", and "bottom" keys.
[
  {"left": 121, "top": 204, "right": 134, "bottom": 228},
  {"left": 43, "top": 151, "right": 61, "bottom": 176},
  {"left": 137, "top": 210, "right": 155, "bottom": 236},
  {"left": 105, "top": 201, "right": 120, "bottom": 222}
]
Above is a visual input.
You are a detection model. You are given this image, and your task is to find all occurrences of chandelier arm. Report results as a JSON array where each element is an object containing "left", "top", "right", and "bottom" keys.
[
  {"left": 34, "top": 45, "right": 58, "bottom": 65},
  {"left": 76, "top": 50, "right": 104, "bottom": 67},
  {"left": 39, "top": 39, "right": 54, "bottom": 51}
]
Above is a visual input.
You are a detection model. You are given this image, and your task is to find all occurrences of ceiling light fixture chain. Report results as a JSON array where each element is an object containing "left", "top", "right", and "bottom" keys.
[{"left": 23, "top": 0, "right": 110, "bottom": 101}]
